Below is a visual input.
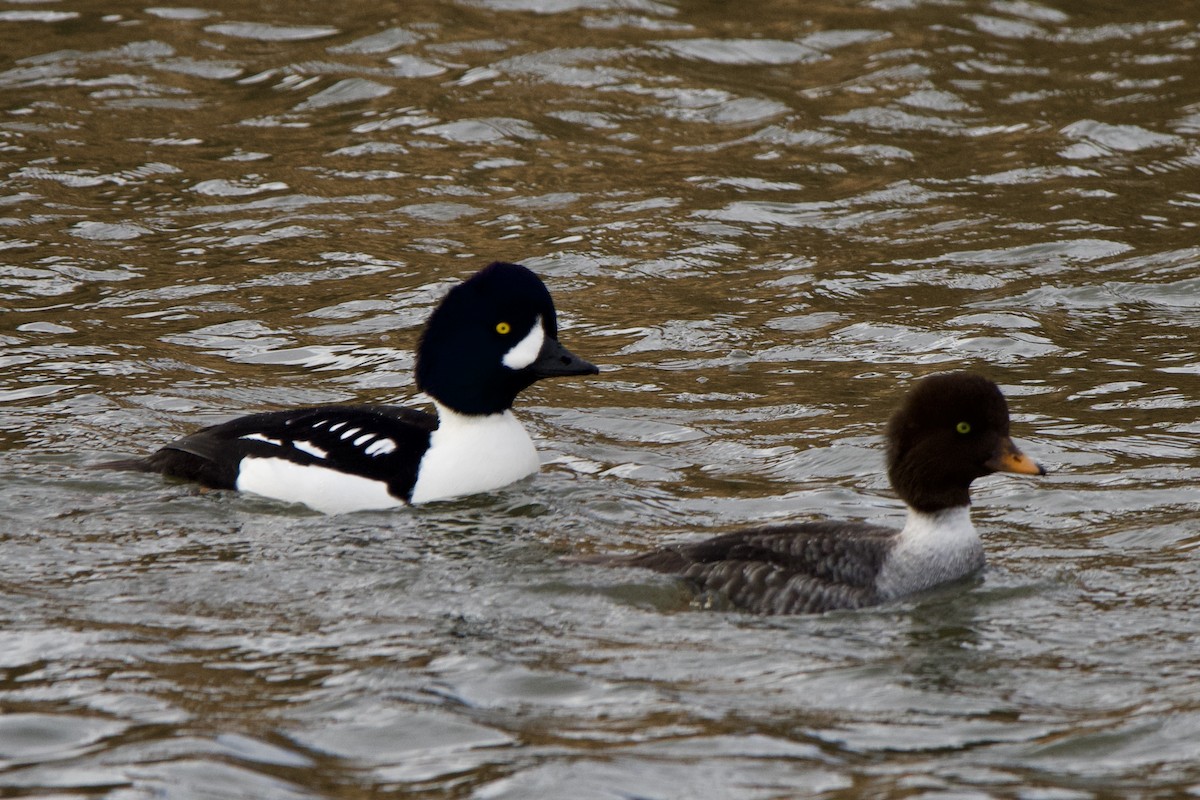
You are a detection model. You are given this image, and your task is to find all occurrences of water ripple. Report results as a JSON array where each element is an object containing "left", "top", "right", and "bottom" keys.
[{"left": 2, "top": 0, "right": 1200, "bottom": 796}]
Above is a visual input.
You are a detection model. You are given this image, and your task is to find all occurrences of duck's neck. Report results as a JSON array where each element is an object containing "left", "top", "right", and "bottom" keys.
[{"left": 875, "top": 505, "right": 984, "bottom": 600}]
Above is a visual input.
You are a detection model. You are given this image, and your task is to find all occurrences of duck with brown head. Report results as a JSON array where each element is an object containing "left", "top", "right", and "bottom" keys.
[{"left": 580, "top": 372, "right": 1045, "bottom": 615}]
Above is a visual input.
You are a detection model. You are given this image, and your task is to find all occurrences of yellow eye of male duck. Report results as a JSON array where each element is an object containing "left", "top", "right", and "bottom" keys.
[
  {"left": 495, "top": 321, "right": 511, "bottom": 335},
  {"left": 956, "top": 421, "right": 972, "bottom": 434}
]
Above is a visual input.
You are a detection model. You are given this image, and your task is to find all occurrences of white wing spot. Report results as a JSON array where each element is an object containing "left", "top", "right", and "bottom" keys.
[
  {"left": 240, "top": 433, "right": 283, "bottom": 447},
  {"left": 502, "top": 315, "right": 545, "bottom": 370},
  {"left": 312, "top": 419, "right": 328, "bottom": 429},
  {"left": 365, "top": 438, "right": 397, "bottom": 456},
  {"left": 328, "top": 421, "right": 346, "bottom": 432},
  {"left": 340, "top": 427, "right": 361, "bottom": 440},
  {"left": 294, "top": 440, "right": 328, "bottom": 459},
  {"left": 353, "top": 433, "right": 374, "bottom": 446}
]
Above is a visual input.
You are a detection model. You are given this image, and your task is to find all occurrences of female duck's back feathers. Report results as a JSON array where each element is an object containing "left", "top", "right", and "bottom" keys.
[{"left": 603, "top": 521, "right": 895, "bottom": 614}]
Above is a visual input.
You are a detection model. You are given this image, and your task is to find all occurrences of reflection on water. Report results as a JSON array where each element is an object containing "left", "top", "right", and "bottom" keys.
[{"left": 2, "top": 0, "right": 1199, "bottom": 796}]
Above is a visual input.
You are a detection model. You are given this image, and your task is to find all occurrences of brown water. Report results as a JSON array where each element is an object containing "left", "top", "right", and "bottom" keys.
[{"left": 2, "top": 0, "right": 1199, "bottom": 797}]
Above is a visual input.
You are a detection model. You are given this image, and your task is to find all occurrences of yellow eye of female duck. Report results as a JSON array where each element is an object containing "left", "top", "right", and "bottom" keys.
[{"left": 956, "top": 421, "right": 972, "bottom": 434}]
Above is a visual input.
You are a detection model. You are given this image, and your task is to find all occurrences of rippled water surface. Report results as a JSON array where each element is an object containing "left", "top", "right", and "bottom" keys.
[{"left": 2, "top": 0, "right": 1200, "bottom": 796}]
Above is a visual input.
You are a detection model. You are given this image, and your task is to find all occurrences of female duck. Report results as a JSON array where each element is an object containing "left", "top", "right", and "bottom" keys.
[{"left": 582, "top": 372, "right": 1045, "bottom": 614}]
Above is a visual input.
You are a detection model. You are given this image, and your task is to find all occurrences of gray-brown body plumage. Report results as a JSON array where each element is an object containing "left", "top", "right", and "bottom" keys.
[{"left": 610, "top": 521, "right": 895, "bottom": 614}]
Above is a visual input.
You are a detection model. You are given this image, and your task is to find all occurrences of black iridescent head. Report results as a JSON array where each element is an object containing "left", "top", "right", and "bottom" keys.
[
  {"left": 415, "top": 261, "right": 599, "bottom": 415},
  {"left": 885, "top": 372, "right": 1044, "bottom": 513}
]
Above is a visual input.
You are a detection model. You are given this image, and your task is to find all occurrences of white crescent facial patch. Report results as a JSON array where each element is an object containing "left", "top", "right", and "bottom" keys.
[{"left": 501, "top": 315, "right": 545, "bottom": 370}]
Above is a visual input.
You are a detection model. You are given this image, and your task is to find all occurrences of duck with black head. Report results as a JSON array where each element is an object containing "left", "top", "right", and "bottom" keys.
[{"left": 101, "top": 262, "right": 599, "bottom": 514}]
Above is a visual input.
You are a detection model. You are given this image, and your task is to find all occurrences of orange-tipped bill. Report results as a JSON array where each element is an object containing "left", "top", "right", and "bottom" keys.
[{"left": 986, "top": 437, "right": 1046, "bottom": 476}]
